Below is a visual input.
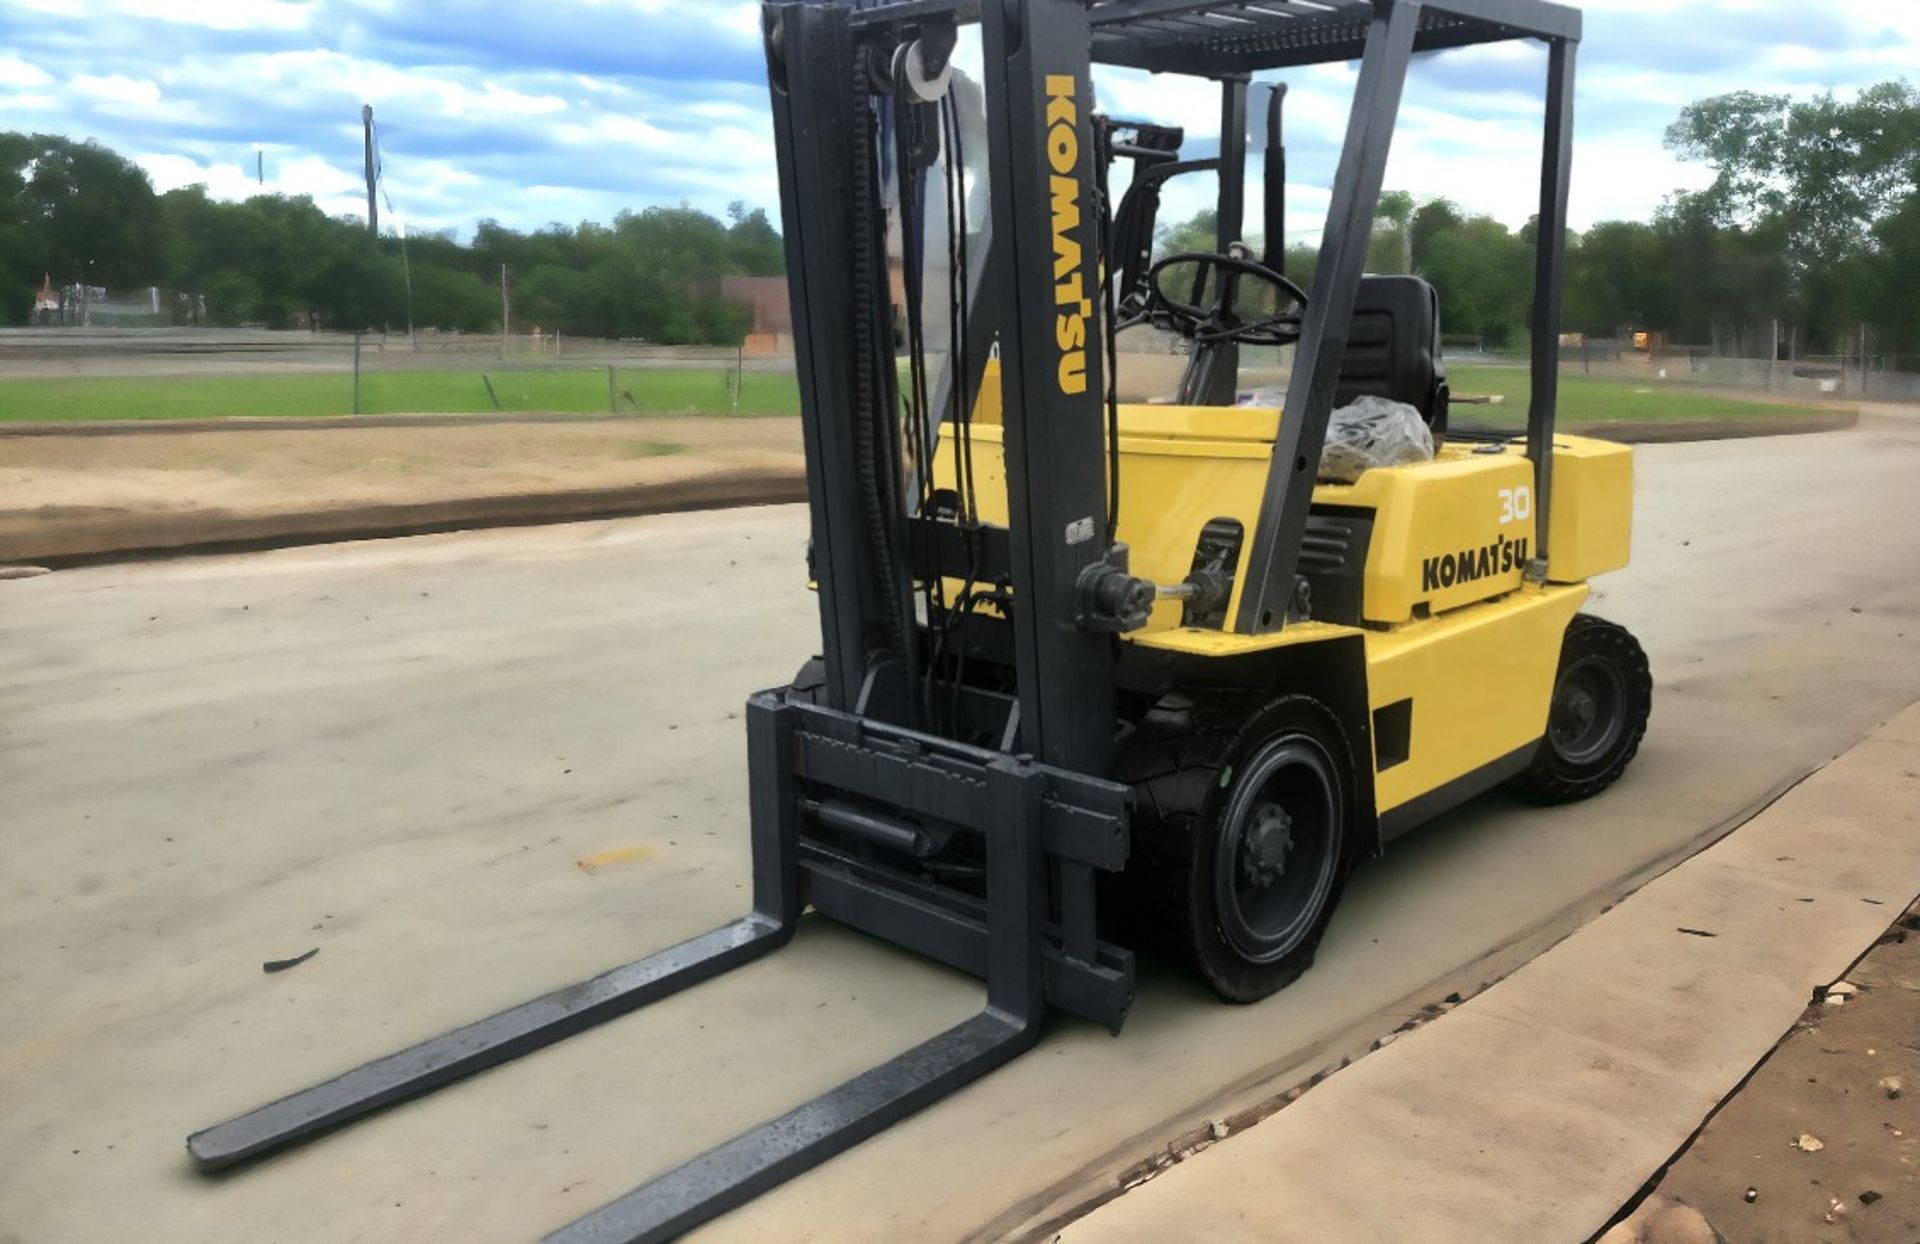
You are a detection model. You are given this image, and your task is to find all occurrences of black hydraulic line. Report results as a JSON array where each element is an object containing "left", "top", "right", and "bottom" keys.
[
  {"left": 849, "top": 46, "right": 918, "bottom": 701},
  {"left": 894, "top": 79, "right": 944, "bottom": 726},
  {"left": 945, "top": 95, "right": 978, "bottom": 527},
  {"left": 1095, "top": 124, "right": 1121, "bottom": 541},
  {"left": 895, "top": 83, "right": 934, "bottom": 520}
]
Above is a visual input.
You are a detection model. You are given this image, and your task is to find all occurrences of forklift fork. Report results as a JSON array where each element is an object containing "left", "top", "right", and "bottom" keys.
[{"left": 188, "top": 693, "right": 1104, "bottom": 1244}]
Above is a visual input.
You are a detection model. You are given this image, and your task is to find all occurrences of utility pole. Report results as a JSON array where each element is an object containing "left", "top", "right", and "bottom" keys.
[
  {"left": 362, "top": 104, "right": 378, "bottom": 236},
  {"left": 256, "top": 146, "right": 264, "bottom": 187},
  {"left": 500, "top": 263, "right": 511, "bottom": 359},
  {"left": 399, "top": 220, "right": 418, "bottom": 351}
]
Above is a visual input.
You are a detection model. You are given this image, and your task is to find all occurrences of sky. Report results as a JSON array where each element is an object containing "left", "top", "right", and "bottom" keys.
[{"left": 1, "top": 0, "right": 1916, "bottom": 245}]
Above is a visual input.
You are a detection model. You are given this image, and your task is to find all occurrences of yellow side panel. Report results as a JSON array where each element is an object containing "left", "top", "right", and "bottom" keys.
[
  {"left": 1365, "top": 584, "right": 1586, "bottom": 811},
  {"left": 932, "top": 411, "right": 1278, "bottom": 633},
  {"left": 1320, "top": 451, "right": 1538, "bottom": 624},
  {"left": 1546, "top": 435, "right": 1633, "bottom": 583}
]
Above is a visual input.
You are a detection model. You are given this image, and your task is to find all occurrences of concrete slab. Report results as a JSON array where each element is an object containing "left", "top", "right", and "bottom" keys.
[
  {"left": 1059, "top": 704, "right": 1920, "bottom": 1243},
  {"left": 2, "top": 418, "right": 1919, "bottom": 1243}
]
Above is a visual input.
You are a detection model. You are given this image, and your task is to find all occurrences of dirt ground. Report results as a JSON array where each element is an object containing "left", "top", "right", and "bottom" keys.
[
  {"left": 1629, "top": 900, "right": 1920, "bottom": 1243},
  {"left": 0, "top": 416, "right": 804, "bottom": 562}
]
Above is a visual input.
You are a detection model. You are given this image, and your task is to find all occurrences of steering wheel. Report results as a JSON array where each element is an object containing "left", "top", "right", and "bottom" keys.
[{"left": 1126, "top": 250, "right": 1310, "bottom": 347}]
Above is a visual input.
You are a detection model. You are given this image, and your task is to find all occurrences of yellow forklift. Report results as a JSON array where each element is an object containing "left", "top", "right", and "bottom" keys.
[{"left": 189, "top": 1, "right": 1648, "bottom": 1239}]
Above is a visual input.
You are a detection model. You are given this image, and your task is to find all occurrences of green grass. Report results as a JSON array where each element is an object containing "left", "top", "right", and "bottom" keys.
[
  {"left": 0, "top": 362, "right": 1833, "bottom": 426},
  {"left": 1447, "top": 365, "right": 1827, "bottom": 425},
  {"left": 0, "top": 367, "right": 803, "bottom": 423}
]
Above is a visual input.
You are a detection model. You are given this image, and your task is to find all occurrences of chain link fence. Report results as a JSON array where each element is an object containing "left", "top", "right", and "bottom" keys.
[{"left": 0, "top": 326, "right": 801, "bottom": 422}]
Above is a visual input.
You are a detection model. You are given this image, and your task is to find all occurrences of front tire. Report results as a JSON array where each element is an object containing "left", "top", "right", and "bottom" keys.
[
  {"left": 1120, "top": 693, "right": 1357, "bottom": 1003},
  {"left": 1512, "top": 614, "right": 1651, "bottom": 803}
]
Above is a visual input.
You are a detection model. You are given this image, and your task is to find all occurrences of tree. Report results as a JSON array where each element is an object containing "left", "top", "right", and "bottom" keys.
[
  {"left": 1665, "top": 79, "right": 1919, "bottom": 353},
  {"left": 0, "top": 129, "right": 794, "bottom": 337},
  {"left": 1155, "top": 206, "right": 1219, "bottom": 257},
  {"left": 1409, "top": 198, "right": 1463, "bottom": 273},
  {"left": 1368, "top": 189, "right": 1415, "bottom": 274}
]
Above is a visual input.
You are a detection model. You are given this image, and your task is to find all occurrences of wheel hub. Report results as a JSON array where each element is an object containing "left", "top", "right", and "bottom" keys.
[
  {"left": 1549, "top": 657, "right": 1625, "bottom": 765},
  {"left": 1238, "top": 802, "right": 1293, "bottom": 889},
  {"left": 1563, "top": 686, "right": 1597, "bottom": 735}
]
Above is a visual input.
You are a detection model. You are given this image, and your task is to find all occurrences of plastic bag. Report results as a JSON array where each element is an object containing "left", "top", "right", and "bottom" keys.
[
  {"left": 1235, "top": 389, "right": 1435, "bottom": 481},
  {"left": 1318, "top": 395, "right": 1434, "bottom": 482}
]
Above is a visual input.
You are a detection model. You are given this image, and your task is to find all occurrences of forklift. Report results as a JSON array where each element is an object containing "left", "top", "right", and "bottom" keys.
[{"left": 188, "top": 1, "right": 1650, "bottom": 1240}]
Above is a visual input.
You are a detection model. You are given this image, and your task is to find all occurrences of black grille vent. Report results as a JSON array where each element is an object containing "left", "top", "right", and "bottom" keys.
[{"left": 1299, "top": 518, "right": 1353, "bottom": 573}]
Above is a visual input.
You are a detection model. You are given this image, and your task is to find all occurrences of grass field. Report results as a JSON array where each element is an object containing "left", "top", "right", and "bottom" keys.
[
  {"left": 1446, "top": 365, "right": 1825, "bottom": 425},
  {"left": 0, "top": 362, "right": 1832, "bottom": 425},
  {"left": 0, "top": 367, "right": 802, "bottom": 423}
]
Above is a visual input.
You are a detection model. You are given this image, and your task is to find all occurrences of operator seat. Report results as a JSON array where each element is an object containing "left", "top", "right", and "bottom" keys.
[{"left": 1335, "top": 274, "right": 1450, "bottom": 445}]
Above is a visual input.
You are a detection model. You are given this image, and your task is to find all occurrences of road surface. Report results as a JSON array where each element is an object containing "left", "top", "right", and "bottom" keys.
[{"left": 3, "top": 412, "right": 1918, "bottom": 1242}]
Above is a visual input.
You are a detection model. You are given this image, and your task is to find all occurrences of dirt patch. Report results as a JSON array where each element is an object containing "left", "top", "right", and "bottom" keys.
[
  {"left": 1581, "top": 409, "right": 1859, "bottom": 443},
  {"left": 1624, "top": 899, "right": 1920, "bottom": 1242},
  {"left": 0, "top": 415, "right": 803, "bottom": 563}
]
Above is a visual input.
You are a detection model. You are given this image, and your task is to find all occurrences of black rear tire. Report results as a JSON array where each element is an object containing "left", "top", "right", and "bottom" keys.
[
  {"left": 1118, "top": 692, "right": 1358, "bottom": 1003},
  {"left": 1511, "top": 614, "right": 1651, "bottom": 803}
]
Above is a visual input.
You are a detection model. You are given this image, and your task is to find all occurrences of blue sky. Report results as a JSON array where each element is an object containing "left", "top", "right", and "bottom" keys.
[{"left": 1, "top": 0, "right": 1914, "bottom": 243}]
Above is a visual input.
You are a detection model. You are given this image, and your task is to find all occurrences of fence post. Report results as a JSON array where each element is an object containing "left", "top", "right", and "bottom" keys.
[
  {"left": 735, "top": 343, "right": 744, "bottom": 412},
  {"left": 608, "top": 363, "right": 618, "bottom": 414},
  {"left": 352, "top": 331, "right": 362, "bottom": 415},
  {"left": 1768, "top": 318, "right": 1778, "bottom": 391}
]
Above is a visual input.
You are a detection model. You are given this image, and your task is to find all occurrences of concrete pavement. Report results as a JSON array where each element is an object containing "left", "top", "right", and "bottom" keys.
[
  {"left": 2, "top": 414, "right": 1919, "bottom": 1242},
  {"left": 1058, "top": 702, "right": 1920, "bottom": 1242}
]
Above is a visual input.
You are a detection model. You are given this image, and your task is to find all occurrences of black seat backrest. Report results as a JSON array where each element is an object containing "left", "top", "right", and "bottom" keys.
[{"left": 1335, "top": 274, "right": 1449, "bottom": 442}]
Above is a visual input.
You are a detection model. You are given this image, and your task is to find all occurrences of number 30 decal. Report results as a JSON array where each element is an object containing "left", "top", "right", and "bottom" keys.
[{"left": 1499, "top": 486, "right": 1533, "bottom": 525}]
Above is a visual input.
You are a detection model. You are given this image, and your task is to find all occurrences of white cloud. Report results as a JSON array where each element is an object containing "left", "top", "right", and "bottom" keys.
[
  {"left": 4, "top": 0, "right": 1912, "bottom": 243},
  {"left": 114, "top": 0, "right": 315, "bottom": 30},
  {"left": 72, "top": 74, "right": 164, "bottom": 108},
  {"left": 0, "top": 54, "right": 56, "bottom": 89},
  {"left": 0, "top": 92, "right": 59, "bottom": 114}
]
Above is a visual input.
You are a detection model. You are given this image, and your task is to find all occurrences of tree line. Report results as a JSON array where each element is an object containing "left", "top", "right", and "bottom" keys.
[
  {"left": 4, "top": 77, "right": 1913, "bottom": 359},
  {"left": 0, "top": 131, "right": 782, "bottom": 343},
  {"left": 1157, "top": 79, "right": 1918, "bottom": 364}
]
